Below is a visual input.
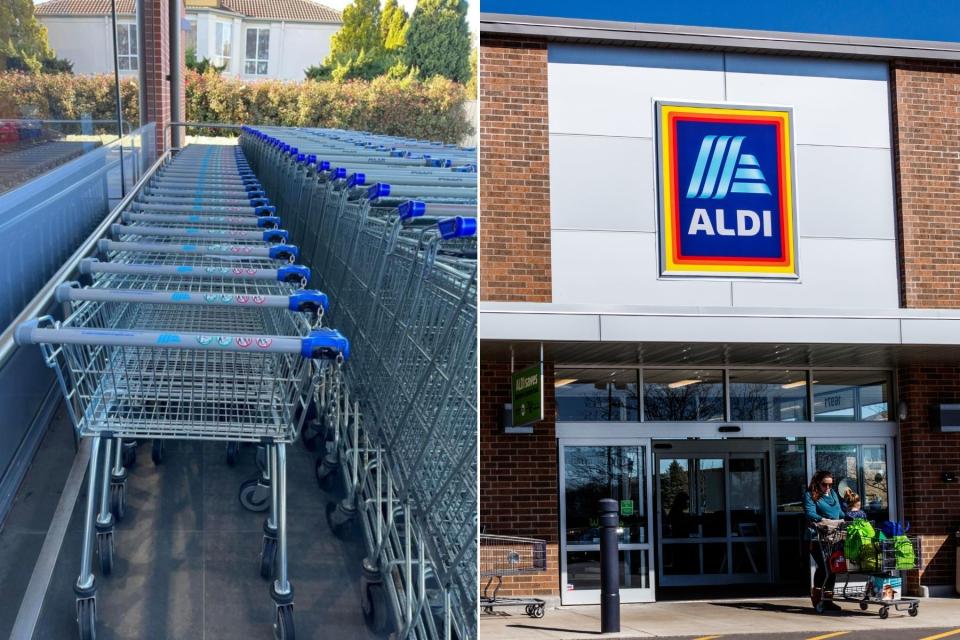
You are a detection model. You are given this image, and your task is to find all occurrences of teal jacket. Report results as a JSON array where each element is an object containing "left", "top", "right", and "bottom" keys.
[{"left": 803, "top": 489, "right": 843, "bottom": 540}]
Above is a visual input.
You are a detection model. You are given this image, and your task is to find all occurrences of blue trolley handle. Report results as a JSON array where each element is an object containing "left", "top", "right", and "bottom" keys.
[
  {"left": 55, "top": 283, "right": 328, "bottom": 313},
  {"left": 98, "top": 239, "right": 300, "bottom": 261},
  {"left": 79, "top": 258, "right": 311, "bottom": 285}
]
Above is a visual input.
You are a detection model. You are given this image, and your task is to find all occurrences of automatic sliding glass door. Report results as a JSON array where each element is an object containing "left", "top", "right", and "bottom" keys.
[
  {"left": 559, "top": 441, "right": 655, "bottom": 604},
  {"left": 656, "top": 451, "right": 772, "bottom": 586}
]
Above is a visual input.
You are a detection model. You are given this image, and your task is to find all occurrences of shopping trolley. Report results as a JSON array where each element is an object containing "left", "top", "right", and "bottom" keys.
[
  {"left": 480, "top": 535, "right": 548, "bottom": 618},
  {"left": 814, "top": 521, "right": 922, "bottom": 618}
]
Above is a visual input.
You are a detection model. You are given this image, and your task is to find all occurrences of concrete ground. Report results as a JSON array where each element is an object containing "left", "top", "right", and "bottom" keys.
[
  {"left": 479, "top": 597, "right": 960, "bottom": 640},
  {"left": 0, "top": 406, "right": 385, "bottom": 639}
]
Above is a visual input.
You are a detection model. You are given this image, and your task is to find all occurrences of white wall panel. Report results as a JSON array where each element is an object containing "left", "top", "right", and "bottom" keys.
[
  {"left": 548, "top": 45, "right": 724, "bottom": 138},
  {"left": 552, "top": 230, "right": 733, "bottom": 306},
  {"left": 731, "top": 237, "right": 899, "bottom": 308},
  {"left": 795, "top": 145, "right": 896, "bottom": 239},
  {"left": 724, "top": 54, "right": 891, "bottom": 148},
  {"left": 550, "top": 135, "right": 655, "bottom": 232}
]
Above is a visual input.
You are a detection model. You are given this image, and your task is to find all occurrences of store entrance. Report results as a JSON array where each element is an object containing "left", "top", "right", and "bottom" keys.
[{"left": 655, "top": 440, "right": 773, "bottom": 588}]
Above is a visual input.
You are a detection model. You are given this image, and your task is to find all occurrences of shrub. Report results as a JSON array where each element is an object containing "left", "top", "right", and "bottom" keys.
[{"left": 0, "top": 70, "right": 472, "bottom": 144}]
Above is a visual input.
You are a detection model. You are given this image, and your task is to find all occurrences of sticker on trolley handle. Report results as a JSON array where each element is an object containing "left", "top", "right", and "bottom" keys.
[
  {"left": 237, "top": 295, "right": 250, "bottom": 304},
  {"left": 253, "top": 296, "right": 265, "bottom": 304},
  {"left": 235, "top": 337, "right": 253, "bottom": 348},
  {"left": 257, "top": 338, "right": 273, "bottom": 349},
  {"left": 217, "top": 336, "right": 232, "bottom": 347},
  {"left": 171, "top": 293, "right": 190, "bottom": 301},
  {"left": 157, "top": 334, "right": 181, "bottom": 345},
  {"left": 177, "top": 266, "right": 194, "bottom": 273},
  {"left": 197, "top": 336, "right": 214, "bottom": 346}
]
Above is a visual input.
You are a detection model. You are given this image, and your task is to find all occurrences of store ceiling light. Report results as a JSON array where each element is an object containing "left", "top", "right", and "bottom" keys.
[
  {"left": 555, "top": 378, "right": 577, "bottom": 387},
  {"left": 668, "top": 379, "right": 699, "bottom": 389},
  {"left": 781, "top": 380, "right": 807, "bottom": 389}
]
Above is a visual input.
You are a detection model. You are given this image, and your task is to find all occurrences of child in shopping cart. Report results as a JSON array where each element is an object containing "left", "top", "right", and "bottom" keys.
[
  {"left": 804, "top": 470, "right": 844, "bottom": 612},
  {"left": 842, "top": 489, "right": 868, "bottom": 521}
]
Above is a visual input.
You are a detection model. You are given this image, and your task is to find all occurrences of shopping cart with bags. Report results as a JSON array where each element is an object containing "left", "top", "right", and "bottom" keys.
[{"left": 480, "top": 535, "right": 548, "bottom": 618}]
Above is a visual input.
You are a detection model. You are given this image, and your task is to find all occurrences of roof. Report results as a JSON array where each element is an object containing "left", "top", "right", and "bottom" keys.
[
  {"left": 34, "top": 0, "right": 341, "bottom": 22},
  {"left": 35, "top": 0, "right": 135, "bottom": 16}
]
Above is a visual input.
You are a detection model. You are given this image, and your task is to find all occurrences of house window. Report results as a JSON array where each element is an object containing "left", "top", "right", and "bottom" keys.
[
  {"left": 117, "top": 23, "right": 138, "bottom": 71},
  {"left": 244, "top": 28, "right": 270, "bottom": 75},
  {"left": 215, "top": 22, "right": 233, "bottom": 67},
  {"left": 185, "top": 17, "right": 197, "bottom": 52}
]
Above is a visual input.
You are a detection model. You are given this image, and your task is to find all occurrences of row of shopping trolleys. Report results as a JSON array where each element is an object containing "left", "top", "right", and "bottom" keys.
[
  {"left": 239, "top": 126, "right": 479, "bottom": 640},
  {"left": 15, "top": 143, "right": 349, "bottom": 640}
]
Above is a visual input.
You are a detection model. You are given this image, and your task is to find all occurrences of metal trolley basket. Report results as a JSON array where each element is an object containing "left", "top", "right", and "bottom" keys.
[
  {"left": 814, "top": 521, "right": 921, "bottom": 619},
  {"left": 480, "top": 535, "right": 548, "bottom": 618}
]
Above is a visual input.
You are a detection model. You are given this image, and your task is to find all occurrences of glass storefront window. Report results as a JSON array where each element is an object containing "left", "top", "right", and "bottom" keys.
[
  {"left": 812, "top": 371, "right": 890, "bottom": 421},
  {"left": 730, "top": 370, "right": 808, "bottom": 421},
  {"left": 564, "top": 446, "right": 646, "bottom": 545},
  {"left": 813, "top": 443, "right": 889, "bottom": 522},
  {"left": 775, "top": 438, "right": 807, "bottom": 583},
  {"left": 643, "top": 369, "right": 724, "bottom": 421},
  {"left": 555, "top": 369, "right": 639, "bottom": 422}
]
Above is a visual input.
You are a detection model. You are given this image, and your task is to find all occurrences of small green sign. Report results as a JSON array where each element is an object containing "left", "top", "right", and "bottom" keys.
[
  {"left": 620, "top": 499, "right": 634, "bottom": 517},
  {"left": 511, "top": 363, "right": 543, "bottom": 427}
]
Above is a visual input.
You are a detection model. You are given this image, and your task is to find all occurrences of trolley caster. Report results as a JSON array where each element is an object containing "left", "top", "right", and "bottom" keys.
[
  {"left": 525, "top": 604, "right": 545, "bottom": 619},
  {"left": 226, "top": 441, "right": 240, "bottom": 467},
  {"left": 325, "top": 500, "right": 355, "bottom": 539},
  {"left": 360, "top": 578, "right": 389, "bottom": 633},
  {"left": 274, "top": 604, "right": 295, "bottom": 640},
  {"left": 76, "top": 597, "right": 96, "bottom": 640},
  {"left": 121, "top": 440, "right": 137, "bottom": 467},
  {"left": 260, "top": 534, "right": 277, "bottom": 580},
  {"left": 97, "top": 531, "right": 114, "bottom": 576},
  {"left": 300, "top": 421, "right": 322, "bottom": 452},
  {"left": 239, "top": 477, "right": 271, "bottom": 512},
  {"left": 110, "top": 481, "right": 127, "bottom": 522},
  {"left": 151, "top": 440, "right": 164, "bottom": 465},
  {"left": 879, "top": 606, "right": 889, "bottom": 619},
  {"left": 256, "top": 446, "right": 268, "bottom": 475},
  {"left": 315, "top": 456, "right": 339, "bottom": 492},
  {"left": 859, "top": 600, "right": 869, "bottom": 611},
  {"left": 909, "top": 604, "right": 919, "bottom": 617}
]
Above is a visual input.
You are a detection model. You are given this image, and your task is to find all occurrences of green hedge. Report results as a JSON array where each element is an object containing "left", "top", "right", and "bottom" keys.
[{"left": 0, "top": 70, "right": 473, "bottom": 144}]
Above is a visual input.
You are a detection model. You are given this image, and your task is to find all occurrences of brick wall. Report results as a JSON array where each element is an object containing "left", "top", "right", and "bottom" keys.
[
  {"left": 891, "top": 60, "right": 960, "bottom": 308},
  {"left": 898, "top": 364, "right": 960, "bottom": 588},
  {"left": 479, "top": 36, "right": 552, "bottom": 302},
  {"left": 480, "top": 356, "right": 559, "bottom": 596},
  {"left": 141, "top": 0, "right": 185, "bottom": 152}
]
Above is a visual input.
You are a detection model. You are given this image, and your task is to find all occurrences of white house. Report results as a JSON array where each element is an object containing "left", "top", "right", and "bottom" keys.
[{"left": 35, "top": 0, "right": 341, "bottom": 81}]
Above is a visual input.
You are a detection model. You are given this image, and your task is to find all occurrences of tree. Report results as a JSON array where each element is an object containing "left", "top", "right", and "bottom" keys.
[
  {"left": 324, "top": 0, "right": 382, "bottom": 71},
  {"left": 403, "top": 0, "right": 470, "bottom": 83},
  {"left": 0, "top": 0, "right": 55, "bottom": 73},
  {"left": 380, "top": 0, "right": 409, "bottom": 52}
]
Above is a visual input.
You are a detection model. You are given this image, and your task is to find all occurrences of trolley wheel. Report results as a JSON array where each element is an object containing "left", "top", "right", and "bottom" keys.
[
  {"left": 260, "top": 536, "right": 277, "bottom": 580},
  {"left": 110, "top": 482, "right": 126, "bottom": 522},
  {"left": 77, "top": 598, "right": 96, "bottom": 640},
  {"left": 531, "top": 604, "right": 545, "bottom": 619},
  {"left": 859, "top": 600, "right": 869, "bottom": 611},
  {"left": 325, "top": 501, "right": 355, "bottom": 539},
  {"left": 151, "top": 440, "right": 164, "bottom": 465},
  {"left": 879, "top": 606, "right": 889, "bottom": 619},
  {"left": 97, "top": 532, "right": 114, "bottom": 576},
  {"left": 274, "top": 604, "right": 295, "bottom": 640},
  {"left": 300, "top": 421, "right": 321, "bottom": 452},
  {"left": 225, "top": 442, "right": 239, "bottom": 467},
  {"left": 238, "top": 478, "right": 270, "bottom": 512},
  {"left": 315, "top": 457, "right": 339, "bottom": 491},
  {"left": 361, "top": 580, "right": 389, "bottom": 633},
  {"left": 909, "top": 604, "right": 919, "bottom": 617},
  {"left": 121, "top": 442, "right": 136, "bottom": 468}
]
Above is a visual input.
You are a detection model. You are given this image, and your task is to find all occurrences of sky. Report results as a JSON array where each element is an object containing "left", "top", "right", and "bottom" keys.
[{"left": 481, "top": 0, "right": 960, "bottom": 43}]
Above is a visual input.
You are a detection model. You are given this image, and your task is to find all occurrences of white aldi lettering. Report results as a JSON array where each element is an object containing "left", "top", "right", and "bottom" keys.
[{"left": 687, "top": 209, "right": 774, "bottom": 237}]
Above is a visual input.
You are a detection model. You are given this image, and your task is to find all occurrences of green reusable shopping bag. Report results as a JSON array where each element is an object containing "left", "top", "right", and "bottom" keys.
[
  {"left": 844, "top": 519, "right": 878, "bottom": 571},
  {"left": 894, "top": 535, "right": 916, "bottom": 570}
]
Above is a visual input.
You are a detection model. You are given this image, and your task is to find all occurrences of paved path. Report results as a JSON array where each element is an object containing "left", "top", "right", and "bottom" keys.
[{"left": 479, "top": 597, "right": 960, "bottom": 640}]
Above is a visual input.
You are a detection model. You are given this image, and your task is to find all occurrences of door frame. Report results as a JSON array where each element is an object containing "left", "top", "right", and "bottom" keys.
[
  {"left": 653, "top": 440, "right": 775, "bottom": 587},
  {"left": 558, "top": 437, "right": 656, "bottom": 605}
]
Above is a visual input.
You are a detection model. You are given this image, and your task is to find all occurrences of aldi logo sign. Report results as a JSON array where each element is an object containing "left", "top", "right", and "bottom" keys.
[{"left": 656, "top": 102, "right": 799, "bottom": 278}]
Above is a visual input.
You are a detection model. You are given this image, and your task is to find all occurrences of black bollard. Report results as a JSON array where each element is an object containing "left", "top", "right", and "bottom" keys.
[{"left": 599, "top": 498, "right": 620, "bottom": 633}]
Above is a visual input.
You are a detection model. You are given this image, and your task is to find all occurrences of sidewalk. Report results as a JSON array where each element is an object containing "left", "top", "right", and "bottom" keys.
[{"left": 479, "top": 597, "right": 960, "bottom": 640}]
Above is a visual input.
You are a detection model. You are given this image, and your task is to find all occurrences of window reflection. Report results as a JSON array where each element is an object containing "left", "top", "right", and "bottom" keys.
[
  {"left": 555, "top": 369, "right": 638, "bottom": 422},
  {"left": 564, "top": 446, "right": 645, "bottom": 545},
  {"left": 813, "top": 371, "right": 890, "bottom": 421},
  {"left": 730, "top": 370, "right": 807, "bottom": 421},
  {"left": 813, "top": 444, "right": 889, "bottom": 522},
  {"left": 643, "top": 369, "right": 724, "bottom": 421}
]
